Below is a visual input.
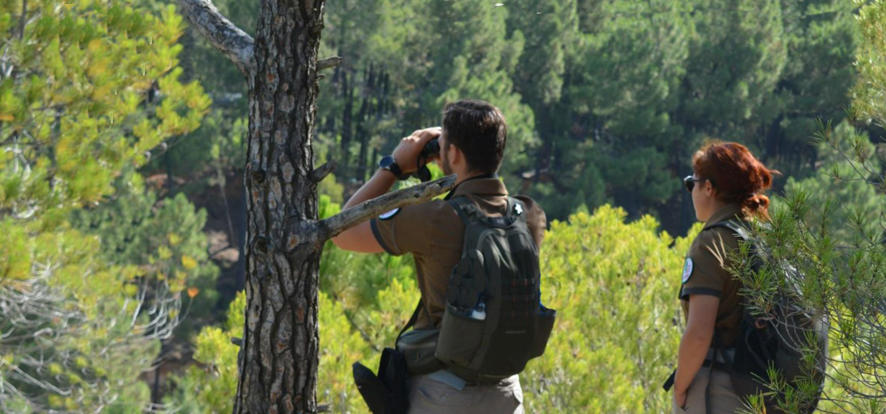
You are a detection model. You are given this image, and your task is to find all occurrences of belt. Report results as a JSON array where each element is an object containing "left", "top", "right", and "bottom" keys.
[
  {"left": 705, "top": 347, "right": 735, "bottom": 366},
  {"left": 662, "top": 348, "right": 735, "bottom": 391},
  {"left": 426, "top": 369, "right": 468, "bottom": 390}
]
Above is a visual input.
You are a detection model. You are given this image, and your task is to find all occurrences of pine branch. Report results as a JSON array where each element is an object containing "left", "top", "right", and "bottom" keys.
[
  {"left": 316, "top": 175, "right": 457, "bottom": 242},
  {"left": 176, "top": 0, "right": 255, "bottom": 76},
  {"left": 317, "top": 56, "right": 342, "bottom": 71}
]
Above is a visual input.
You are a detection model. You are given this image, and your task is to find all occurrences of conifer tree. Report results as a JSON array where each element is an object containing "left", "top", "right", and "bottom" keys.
[
  {"left": 0, "top": 0, "right": 210, "bottom": 410},
  {"left": 730, "top": 2, "right": 886, "bottom": 409}
]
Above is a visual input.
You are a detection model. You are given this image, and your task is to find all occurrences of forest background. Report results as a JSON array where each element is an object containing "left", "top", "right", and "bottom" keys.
[{"left": 1, "top": 0, "right": 884, "bottom": 412}]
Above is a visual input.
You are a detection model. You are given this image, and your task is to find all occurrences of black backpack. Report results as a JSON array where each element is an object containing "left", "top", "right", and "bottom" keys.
[
  {"left": 707, "top": 219, "right": 828, "bottom": 413},
  {"left": 400, "top": 195, "right": 556, "bottom": 384}
]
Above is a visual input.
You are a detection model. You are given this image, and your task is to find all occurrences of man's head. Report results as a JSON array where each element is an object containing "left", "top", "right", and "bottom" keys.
[{"left": 438, "top": 100, "right": 507, "bottom": 177}]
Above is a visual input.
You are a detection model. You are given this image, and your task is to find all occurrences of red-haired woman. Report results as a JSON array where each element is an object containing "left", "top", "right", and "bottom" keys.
[{"left": 671, "top": 141, "right": 777, "bottom": 413}]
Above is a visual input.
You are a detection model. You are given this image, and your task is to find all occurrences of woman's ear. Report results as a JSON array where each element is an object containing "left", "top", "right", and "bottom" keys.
[{"left": 704, "top": 180, "right": 717, "bottom": 197}]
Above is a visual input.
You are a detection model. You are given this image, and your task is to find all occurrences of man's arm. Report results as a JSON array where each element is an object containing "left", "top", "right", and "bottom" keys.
[
  {"left": 332, "top": 127, "right": 440, "bottom": 253},
  {"left": 331, "top": 170, "right": 396, "bottom": 253}
]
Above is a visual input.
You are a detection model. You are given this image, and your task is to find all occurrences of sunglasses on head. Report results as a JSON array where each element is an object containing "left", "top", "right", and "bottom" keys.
[{"left": 683, "top": 175, "right": 706, "bottom": 192}]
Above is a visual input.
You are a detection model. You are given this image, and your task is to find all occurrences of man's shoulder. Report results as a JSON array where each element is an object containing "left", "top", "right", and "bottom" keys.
[
  {"left": 407, "top": 198, "right": 457, "bottom": 214},
  {"left": 511, "top": 194, "right": 546, "bottom": 246},
  {"left": 512, "top": 194, "right": 545, "bottom": 219},
  {"left": 391, "top": 198, "right": 459, "bottom": 227},
  {"left": 512, "top": 194, "right": 544, "bottom": 213}
]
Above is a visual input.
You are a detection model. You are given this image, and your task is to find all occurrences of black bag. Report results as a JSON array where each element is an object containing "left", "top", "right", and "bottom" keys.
[
  {"left": 707, "top": 219, "right": 828, "bottom": 413},
  {"left": 432, "top": 196, "right": 556, "bottom": 384},
  {"left": 352, "top": 348, "right": 410, "bottom": 414}
]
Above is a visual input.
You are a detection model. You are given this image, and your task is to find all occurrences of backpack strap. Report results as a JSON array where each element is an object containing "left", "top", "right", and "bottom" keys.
[
  {"left": 704, "top": 218, "right": 752, "bottom": 242},
  {"left": 396, "top": 299, "right": 423, "bottom": 343},
  {"left": 704, "top": 218, "right": 762, "bottom": 351},
  {"left": 447, "top": 196, "right": 479, "bottom": 224},
  {"left": 447, "top": 195, "right": 521, "bottom": 228}
]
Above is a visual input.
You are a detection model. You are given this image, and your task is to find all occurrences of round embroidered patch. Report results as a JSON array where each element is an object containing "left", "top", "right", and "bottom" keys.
[
  {"left": 681, "top": 258, "right": 694, "bottom": 284},
  {"left": 378, "top": 208, "right": 400, "bottom": 220}
]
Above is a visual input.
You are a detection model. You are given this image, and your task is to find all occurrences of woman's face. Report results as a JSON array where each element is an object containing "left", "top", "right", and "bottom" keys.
[{"left": 690, "top": 175, "right": 717, "bottom": 222}]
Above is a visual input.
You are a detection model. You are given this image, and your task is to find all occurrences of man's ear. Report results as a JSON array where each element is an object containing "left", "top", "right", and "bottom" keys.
[{"left": 449, "top": 143, "right": 462, "bottom": 166}]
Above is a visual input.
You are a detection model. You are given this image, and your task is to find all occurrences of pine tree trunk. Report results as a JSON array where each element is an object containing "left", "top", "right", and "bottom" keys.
[
  {"left": 177, "top": 2, "right": 455, "bottom": 412},
  {"left": 234, "top": 0, "right": 326, "bottom": 412}
]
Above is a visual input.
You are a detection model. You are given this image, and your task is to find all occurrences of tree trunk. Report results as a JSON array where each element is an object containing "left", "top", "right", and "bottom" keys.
[
  {"left": 341, "top": 69, "right": 353, "bottom": 179},
  {"left": 234, "top": 0, "right": 325, "bottom": 412},
  {"left": 176, "top": 1, "right": 456, "bottom": 412}
]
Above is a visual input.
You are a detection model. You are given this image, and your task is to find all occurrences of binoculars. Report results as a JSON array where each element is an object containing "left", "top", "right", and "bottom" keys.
[
  {"left": 420, "top": 138, "right": 440, "bottom": 160},
  {"left": 412, "top": 138, "right": 439, "bottom": 182}
]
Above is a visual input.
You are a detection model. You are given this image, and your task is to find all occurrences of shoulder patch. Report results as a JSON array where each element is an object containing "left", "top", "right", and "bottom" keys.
[
  {"left": 681, "top": 258, "right": 694, "bottom": 284},
  {"left": 378, "top": 208, "right": 400, "bottom": 220}
]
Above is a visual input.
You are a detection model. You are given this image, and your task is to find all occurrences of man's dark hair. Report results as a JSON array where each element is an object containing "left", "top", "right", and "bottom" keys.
[{"left": 442, "top": 99, "right": 507, "bottom": 174}]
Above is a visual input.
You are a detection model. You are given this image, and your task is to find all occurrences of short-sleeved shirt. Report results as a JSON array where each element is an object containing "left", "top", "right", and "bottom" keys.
[
  {"left": 679, "top": 204, "right": 746, "bottom": 347},
  {"left": 370, "top": 176, "right": 547, "bottom": 330}
]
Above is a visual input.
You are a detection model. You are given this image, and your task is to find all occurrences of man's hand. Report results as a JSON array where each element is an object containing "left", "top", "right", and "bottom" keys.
[
  {"left": 392, "top": 127, "right": 441, "bottom": 174},
  {"left": 674, "top": 388, "right": 687, "bottom": 410}
]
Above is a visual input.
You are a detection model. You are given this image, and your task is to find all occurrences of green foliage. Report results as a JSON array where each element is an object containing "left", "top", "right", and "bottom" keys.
[
  {"left": 772, "top": 0, "right": 857, "bottom": 175},
  {"left": 168, "top": 291, "right": 244, "bottom": 413},
  {"left": 70, "top": 172, "right": 220, "bottom": 336},
  {"left": 852, "top": 0, "right": 886, "bottom": 126},
  {"left": 309, "top": 0, "right": 860, "bottom": 233},
  {"left": 678, "top": 0, "right": 787, "bottom": 135},
  {"left": 522, "top": 206, "right": 691, "bottom": 413},
  {"left": 0, "top": 0, "right": 209, "bottom": 214},
  {"left": 784, "top": 123, "right": 885, "bottom": 242},
  {"left": 734, "top": 123, "right": 886, "bottom": 412},
  {"left": 0, "top": 0, "right": 208, "bottom": 410},
  {"left": 317, "top": 0, "right": 536, "bottom": 184},
  {"left": 0, "top": 226, "right": 163, "bottom": 412}
]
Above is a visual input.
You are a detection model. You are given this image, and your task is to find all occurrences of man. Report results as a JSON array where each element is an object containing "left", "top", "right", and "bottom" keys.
[{"left": 333, "top": 99, "right": 546, "bottom": 413}]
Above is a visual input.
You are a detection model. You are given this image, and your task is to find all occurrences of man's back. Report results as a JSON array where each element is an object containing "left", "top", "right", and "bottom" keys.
[{"left": 370, "top": 176, "right": 546, "bottom": 329}]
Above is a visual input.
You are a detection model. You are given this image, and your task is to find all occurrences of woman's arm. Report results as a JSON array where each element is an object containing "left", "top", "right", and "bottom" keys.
[{"left": 674, "top": 294, "right": 720, "bottom": 406}]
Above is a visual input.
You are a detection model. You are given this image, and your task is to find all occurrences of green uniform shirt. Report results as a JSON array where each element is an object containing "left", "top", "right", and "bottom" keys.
[
  {"left": 680, "top": 204, "right": 745, "bottom": 347},
  {"left": 370, "top": 176, "right": 546, "bottom": 330}
]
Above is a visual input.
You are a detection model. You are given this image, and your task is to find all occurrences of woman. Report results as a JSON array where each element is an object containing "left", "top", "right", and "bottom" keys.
[{"left": 673, "top": 141, "right": 777, "bottom": 413}]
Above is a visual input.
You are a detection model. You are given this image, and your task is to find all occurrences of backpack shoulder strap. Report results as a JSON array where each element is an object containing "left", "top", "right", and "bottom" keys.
[
  {"left": 448, "top": 195, "right": 521, "bottom": 228},
  {"left": 446, "top": 195, "right": 478, "bottom": 224},
  {"left": 396, "top": 299, "right": 423, "bottom": 343},
  {"left": 704, "top": 218, "right": 752, "bottom": 242}
]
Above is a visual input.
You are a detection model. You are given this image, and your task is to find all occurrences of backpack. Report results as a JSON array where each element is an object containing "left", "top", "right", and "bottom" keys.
[
  {"left": 398, "top": 195, "right": 556, "bottom": 384},
  {"left": 706, "top": 219, "right": 828, "bottom": 413}
]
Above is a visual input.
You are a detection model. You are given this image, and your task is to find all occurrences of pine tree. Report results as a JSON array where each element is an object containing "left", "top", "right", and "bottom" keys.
[
  {"left": 0, "top": 0, "right": 209, "bottom": 410},
  {"left": 525, "top": 0, "right": 692, "bottom": 219},
  {"left": 853, "top": 0, "right": 886, "bottom": 126}
]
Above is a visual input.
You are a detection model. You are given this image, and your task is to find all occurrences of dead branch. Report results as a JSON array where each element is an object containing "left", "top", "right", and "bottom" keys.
[
  {"left": 176, "top": 0, "right": 255, "bottom": 76},
  {"left": 317, "top": 175, "right": 457, "bottom": 241}
]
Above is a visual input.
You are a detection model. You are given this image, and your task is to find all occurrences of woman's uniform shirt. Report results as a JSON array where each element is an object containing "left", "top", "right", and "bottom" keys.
[{"left": 679, "top": 203, "right": 746, "bottom": 347}]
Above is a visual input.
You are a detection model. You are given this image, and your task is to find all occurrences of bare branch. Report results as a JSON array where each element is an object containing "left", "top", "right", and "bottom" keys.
[
  {"left": 317, "top": 56, "right": 342, "bottom": 71},
  {"left": 318, "top": 175, "right": 457, "bottom": 240},
  {"left": 176, "top": 0, "right": 255, "bottom": 76},
  {"left": 310, "top": 160, "right": 336, "bottom": 183}
]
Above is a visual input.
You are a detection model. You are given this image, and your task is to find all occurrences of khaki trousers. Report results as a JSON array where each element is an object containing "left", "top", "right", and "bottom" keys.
[
  {"left": 407, "top": 374, "right": 523, "bottom": 414},
  {"left": 673, "top": 367, "right": 744, "bottom": 414}
]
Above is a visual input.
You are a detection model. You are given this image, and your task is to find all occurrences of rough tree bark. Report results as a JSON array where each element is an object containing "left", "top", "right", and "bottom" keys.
[{"left": 176, "top": 1, "right": 455, "bottom": 412}]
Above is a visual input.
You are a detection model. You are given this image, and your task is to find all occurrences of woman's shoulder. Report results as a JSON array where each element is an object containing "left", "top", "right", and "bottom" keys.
[{"left": 691, "top": 224, "right": 742, "bottom": 263}]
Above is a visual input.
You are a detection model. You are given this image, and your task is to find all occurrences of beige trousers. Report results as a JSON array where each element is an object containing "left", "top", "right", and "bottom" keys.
[
  {"left": 407, "top": 374, "right": 523, "bottom": 414},
  {"left": 673, "top": 367, "right": 744, "bottom": 414}
]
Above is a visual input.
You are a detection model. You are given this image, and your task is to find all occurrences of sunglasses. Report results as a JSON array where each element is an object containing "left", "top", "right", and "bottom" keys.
[{"left": 683, "top": 175, "right": 706, "bottom": 192}]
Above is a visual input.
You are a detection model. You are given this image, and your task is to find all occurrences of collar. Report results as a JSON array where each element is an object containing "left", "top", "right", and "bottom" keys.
[
  {"left": 444, "top": 174, "right": 506, "bottom": 200},
  {"left": 705, "top": 203, "right": 743, "bottom": 226}
]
